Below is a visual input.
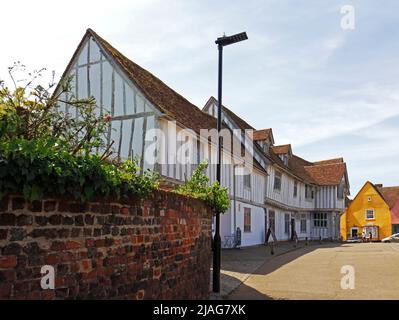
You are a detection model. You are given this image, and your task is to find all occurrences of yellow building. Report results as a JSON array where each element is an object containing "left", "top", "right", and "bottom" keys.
[{"left": 340, "top": 181, "right": 392, "bottom": 241}]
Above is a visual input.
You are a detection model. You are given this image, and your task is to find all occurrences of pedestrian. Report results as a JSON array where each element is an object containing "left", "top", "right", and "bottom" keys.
[
  {"left": 368, "top": 232, "right": 372, "bottom": 242},
  {"left": 361, "top": 231, "right": 366, "bottom": 243}
]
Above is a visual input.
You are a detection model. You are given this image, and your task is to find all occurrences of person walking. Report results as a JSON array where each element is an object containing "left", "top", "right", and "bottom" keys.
[
  {"left": 361, "top": 231, "right": 366, "bottom": 243},
  {"left": 368, "top": 231, "right": 373, "bottom": 242}
]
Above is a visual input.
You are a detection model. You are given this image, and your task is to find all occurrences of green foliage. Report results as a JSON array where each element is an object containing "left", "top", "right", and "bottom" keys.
[
  {"left": 0, "top": 63, "right": 109, "bottom": 157},
  {"left": 0, "top": 137, "right": 159, "bottom": 201},
  {"left": 176, "top": 161, "right": 230, "bottom": 214},
  {"left": 0, "top": 64, "right": 159, "bottom": 202}
]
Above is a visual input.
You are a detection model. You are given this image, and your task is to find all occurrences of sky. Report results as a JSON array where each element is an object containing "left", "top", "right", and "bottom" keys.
[{"left": 1, "top": 0, "right": 399, "bottom": 196}]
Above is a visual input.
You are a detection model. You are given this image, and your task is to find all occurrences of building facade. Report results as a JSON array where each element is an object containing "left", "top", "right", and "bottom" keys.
[
  {"left": 204, "top": 99, "right": 350, "bottom": 243},
  {"left": 340, "top": 182, "right": 399, "bottom": 240},
  {"left": 58, "top": 29, "right": 350, "bottom": 247}
]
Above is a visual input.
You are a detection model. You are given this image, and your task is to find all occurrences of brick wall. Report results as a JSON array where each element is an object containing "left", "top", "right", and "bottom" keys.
[{"left": 0, "top": 191, "right": 212, "bottom": 299}]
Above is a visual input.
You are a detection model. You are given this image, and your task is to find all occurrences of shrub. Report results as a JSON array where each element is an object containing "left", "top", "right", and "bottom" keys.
[
  {"left": 0, "top": 137, "right": 159, "bottom": 201},
  {"left": 175, "top": 161, "right": 230, "bottom": 214},
  {"left": 0, "top": 64, "right": 159, "bottom": 201}
]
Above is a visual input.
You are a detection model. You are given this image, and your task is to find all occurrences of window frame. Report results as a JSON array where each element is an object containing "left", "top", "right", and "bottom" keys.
[
  {"left": 284, "top": 213, "right": 290, "bottom": 235},
  {"left": 313, "top": 212, "right": 327, "bottom": 228},
  {"left": 293, "top": 181, "right": 298, "bottom": 198},
  {"left": 274, "top": 171, "right": 282, "bottom": 191},
  {"left": 337, "top": 183, "right": 344, "bottom": 199},
  {"left": 244, "top": 208, "right": 251, "bottom": 233},
  {"left": 365, "top": 209, "right": 375, "bottom": 220},
  {"left": 243, "top": 174, "right": 251, "bottom": 190},
  {"left": 300, "top": 214, "right": 307, "bottom": 233}
]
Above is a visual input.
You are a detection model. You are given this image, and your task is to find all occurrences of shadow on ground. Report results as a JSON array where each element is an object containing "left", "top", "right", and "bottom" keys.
[{"left": 212, "top": 242, "right": 343, "bottom": 299}]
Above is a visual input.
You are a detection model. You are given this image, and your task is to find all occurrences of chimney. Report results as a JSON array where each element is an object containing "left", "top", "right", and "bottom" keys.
[{"left": 375, "top": 184, "right": 383, "bottom": 188}]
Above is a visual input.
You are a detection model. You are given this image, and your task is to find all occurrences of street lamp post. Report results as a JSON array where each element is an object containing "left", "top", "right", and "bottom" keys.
[{"left": 213, "top": 32, "right": 248, "bottom": 293}]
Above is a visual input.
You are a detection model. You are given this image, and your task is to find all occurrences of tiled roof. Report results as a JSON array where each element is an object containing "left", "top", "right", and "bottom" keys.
[
  {"left": 377, "top": 186, "right": 399, "bottom": 209},
  {"left": 87, "top": 31, "right": 268, "bottom": 173},
  {"left": 288, "top": 154, "right": 315, "bottom": 182},
  {"left": 253, "top": 128, "right": 273, "bottom": 141},
  {"left": 269, "top": 150, "right": 347, "bottom": 186},
  {"left": 314, "top": 158, "right": 344, "bottom": 165},
  {"left": 88, "top": 29, "right": 217, "bottom": 134},
  {"left": 304, "top": 162, "right": 347, "bottom": 186},
  {"left": 271, "top": 144, "right": 292, "bottom": 155}
]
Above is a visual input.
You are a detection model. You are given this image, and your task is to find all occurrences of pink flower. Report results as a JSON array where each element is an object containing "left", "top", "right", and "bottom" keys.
[{"left": 104, "top": 114, "right": 112, "bottom": 122}]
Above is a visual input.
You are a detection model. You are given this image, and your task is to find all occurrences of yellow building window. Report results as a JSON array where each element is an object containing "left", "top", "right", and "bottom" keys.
[{"left": 365, "top": 209, "right": 375, "bottom": 220}]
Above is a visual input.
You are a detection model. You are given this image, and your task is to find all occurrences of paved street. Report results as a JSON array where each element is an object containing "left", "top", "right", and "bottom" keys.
[
  {"left": 227, "top": 243, "right": 399, "bottom": 300},
  {"left": 211, "top": 241, "right": 321, "bottom": 298}
]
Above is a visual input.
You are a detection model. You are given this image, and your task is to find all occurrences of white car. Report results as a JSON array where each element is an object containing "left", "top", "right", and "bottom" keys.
[{"left": 382, "top": 233, "right": 399, "bottom": 243}]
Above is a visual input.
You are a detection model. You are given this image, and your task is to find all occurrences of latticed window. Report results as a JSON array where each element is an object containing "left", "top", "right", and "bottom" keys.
[
  {"left": 313, "top": 213, "right": 327, "bottom": 228},
  {"left": 244, "top": 174, "right": 251, "bottom": 189},
  {"left": 366, "top": 209, "right": 375, "bottom": 220},
  {"left": 274, "top": 171, "right": 282, "bottom": 190}
]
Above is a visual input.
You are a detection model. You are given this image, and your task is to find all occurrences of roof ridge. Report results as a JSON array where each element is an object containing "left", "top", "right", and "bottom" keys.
[
  {"left": 88, "top": 29, "right": 200, "bottom": 112},
  {"left": 85, "top": 29, "right": 221, "bottom": 134},
  {"left": 304, "top": 162, "right": 346, "bottom": 168}
]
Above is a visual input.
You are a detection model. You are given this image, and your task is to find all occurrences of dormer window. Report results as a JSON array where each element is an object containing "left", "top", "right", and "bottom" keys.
[
  {"left": 279, "top": 154, "right": 288, "bottom": 166},
  {"left": 263, "top": 141, "right": 269, "bottom": 153}
]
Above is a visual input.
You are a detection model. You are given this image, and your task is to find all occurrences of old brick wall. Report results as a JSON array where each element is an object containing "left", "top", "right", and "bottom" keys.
[{"left": 0, "top": 191, "right": 212, "bottom": 299}]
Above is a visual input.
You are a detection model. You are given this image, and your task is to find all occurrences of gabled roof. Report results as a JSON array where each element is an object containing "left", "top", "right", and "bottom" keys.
[
  {"left": 304, "top": 162, "right": 347, "bottom": 186},
  {"left": 376, "top": 186, "right": 399, "bottom": 209},
  {"left": 61, "top": 29, "right": 217, "bottom": 134},
  {"left": 253, "top": 128, "right": 274, "bottom": 144},
  {"left": 347, "top": 181, "right": 388, "bottom": 212},
  {"left": 271, "top": 144, "right": 292, "bottom": 155},
  {"left": 314, "top": 158, "right": 344, "bottom": 165},
  {"left": 203, "top": 96, "right": 254, "bottom": 130}
]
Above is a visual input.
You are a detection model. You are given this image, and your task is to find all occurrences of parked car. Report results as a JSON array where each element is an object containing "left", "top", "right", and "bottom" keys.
[{"left": 382, "top": 233, "right": 399, "bottom": 243}]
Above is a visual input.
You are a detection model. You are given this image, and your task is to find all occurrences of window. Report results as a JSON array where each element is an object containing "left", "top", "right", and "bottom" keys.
[
  {"left": 313, "top": 213, "right": 327, "bottom": 228},
  {"left": 244, "top": 174, "right": 251, "bottom": 189},
  {"left": 274, "top": 171, "right": 282, "bottom": 191},
  {"left": 300, "top": 214, "right": 307, "bottom": 233},
  {"left": 305, "top": 185, "right": 313, "bottom": 199},
  {"left": 196, "top": 140, "right": 201, "bottom": 164},
  {"left": 294, "top": 181, "right": 298, "bottom": 197},
  {"left": 366, "top": 209, "right": 375, "bottom": 220},
  {"left": 244, "top": 208, "right": 251, "bottom": 232},
  {"left": 268, "top": 210, "right": 275, "bottom": 232},
  {"left": 284, "top": 213, "right": 290, "bottom": 235},
  {"left": 368, "top": 196, "right": 372, "bottom": 202},
  {"left": 282, "top": 155, "right": 288, "bottom": 166},
  {"left": 337, "top": 183, "right": 344, "bottom": 199}
]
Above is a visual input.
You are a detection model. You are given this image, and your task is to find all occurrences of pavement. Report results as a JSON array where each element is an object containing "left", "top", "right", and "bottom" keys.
[
  {"left": 226, "top": 242, "right": 399, "bottom": 300},
  {"left": 210, "top": 239, "right": 325, "bottom": 299}
]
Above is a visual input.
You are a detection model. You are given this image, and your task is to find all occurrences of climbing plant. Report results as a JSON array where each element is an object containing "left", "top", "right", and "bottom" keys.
[{"left": 175, "top": 161, "right": 230, "bottom": 214}]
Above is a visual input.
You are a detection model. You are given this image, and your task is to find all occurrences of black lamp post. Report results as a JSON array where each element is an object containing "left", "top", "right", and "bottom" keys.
[{"left": 213, "top": 32, "right": 248, "bottom": 293}]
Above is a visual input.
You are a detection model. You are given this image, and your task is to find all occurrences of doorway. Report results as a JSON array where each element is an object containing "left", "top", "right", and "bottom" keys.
[{"left": 350, "top": 227, "right": 359, "bottom": 238}]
